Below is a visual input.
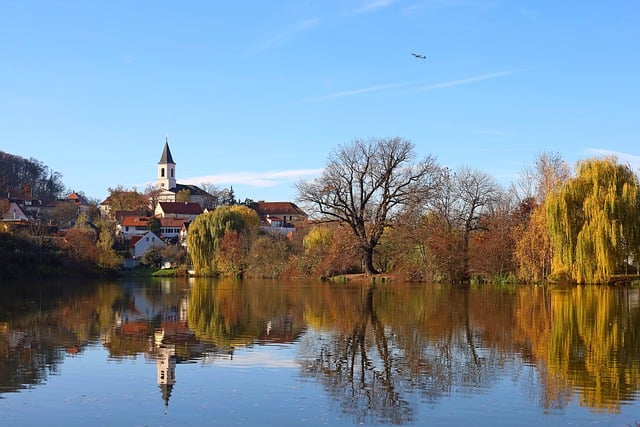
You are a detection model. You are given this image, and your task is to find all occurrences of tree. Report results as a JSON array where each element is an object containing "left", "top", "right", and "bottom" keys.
[
  {"left": 296, "top": 137, "right": 439, "bottom": 275},
  {"left": 546, "top": 156, "right": 640, "bottom": 284},
  {"left": 107, "top": 185, "right": 149, "bottom": 212},
  {"left": 147, "top": 217, "right": 161, "bottom": 235},
  {"left": 176, "top": 188, "right": 191, "bottom": 203},
  {"left": 512, "top": 153, "right": 571, "bottom": 283},
  {"left": 0, "top": 198, "right": 11, "bottom": 218},
  {"left": 144, "top": 184, "right": 163, "bottom": 212},
  {"left": 429, "top": 167, "right": 502, "bottom": 282},
  {"left": 96, "top": 225, "right": 122, "bottom": 270},
  {"left": 186, "top": 205, "right": 260, "bottom": 274}
]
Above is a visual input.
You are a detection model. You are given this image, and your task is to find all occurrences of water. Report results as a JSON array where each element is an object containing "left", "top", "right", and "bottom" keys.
[{"left": 1, "top": 277, "right": 639, "bottom": 426}]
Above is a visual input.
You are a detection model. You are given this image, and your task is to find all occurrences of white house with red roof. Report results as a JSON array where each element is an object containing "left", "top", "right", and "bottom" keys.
[
  {"left": 117, "top": 213, "right": 190, "bottom": 241},
  {"left": 155, "top": 201, "right": 203, "bottom": 220},
  {"left": 131, "top": 231, "right": 166, "bottom": 258}
]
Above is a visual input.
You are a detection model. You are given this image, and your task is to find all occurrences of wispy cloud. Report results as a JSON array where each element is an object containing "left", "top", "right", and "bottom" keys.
[
  {"left": 180, "top": 168, "right": 323, "bottom": 188},
  {"left": 585, "top": 148, "right": 640, "bottom": 169},
  {"left": 312, "top": 69, "right": 522, "bottom": 101},
  {"left": 254, "top": 18, "right": 320, "bottom": 53},
  {"left": 417, "top": 70, "right": 522, "bottom": 91},
  {"left": 311, "top": 82, "right": 414, "bottom": 101},
  {"left": 353, "top": 0, "right": 397, "bottom": 14}
]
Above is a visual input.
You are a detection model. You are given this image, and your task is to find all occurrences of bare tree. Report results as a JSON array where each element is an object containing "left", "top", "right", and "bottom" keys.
[
  {"left": 144, "top": 184, "right": 163, "bottom": 212},
  {"left": 430, "top": 166, "right": 502, "bottom": 282},
  {"left": 296, "top": 137, "right": 439, "bottom": 275}
]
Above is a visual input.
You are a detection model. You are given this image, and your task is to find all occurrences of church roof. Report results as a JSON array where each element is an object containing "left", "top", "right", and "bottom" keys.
[{"left": 158, "top": 139, "right": 175, "bottom": 165}]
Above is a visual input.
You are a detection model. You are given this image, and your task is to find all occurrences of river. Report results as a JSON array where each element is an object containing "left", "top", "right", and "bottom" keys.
[{"left": 1, "top": 277, "right": 639, "bottom": 426}]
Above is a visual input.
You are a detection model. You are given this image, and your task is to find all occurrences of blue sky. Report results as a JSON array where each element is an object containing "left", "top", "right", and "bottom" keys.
[{"left": 1, "top": 1, "right": 638, "bottom": 202}]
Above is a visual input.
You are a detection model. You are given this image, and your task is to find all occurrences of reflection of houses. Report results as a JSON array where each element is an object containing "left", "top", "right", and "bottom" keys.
[{"left": 258, "top": 311, "right": 303, "bottom": 344}]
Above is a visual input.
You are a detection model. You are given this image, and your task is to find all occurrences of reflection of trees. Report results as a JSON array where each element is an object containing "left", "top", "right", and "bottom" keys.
[
  {"left": 186, "top": 278, "right": 306, "bottom": 348},
  {"left": 302, "top": 287, "right": 412, "bottom": 424},
  {"left": 0, "top": 280, "right": 124, "bottom": 394},
  {"left": 515, "top": 286, "right": 640, "bottom": 413},
  {"left": 299, "top": 285, "right": 512, "bottom": 425},
  {"left": 550, "top": 287, "right": 639, "bottom": 412}
]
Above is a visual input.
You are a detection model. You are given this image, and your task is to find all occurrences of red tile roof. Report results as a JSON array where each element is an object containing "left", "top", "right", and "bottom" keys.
[
  {"left": 120, "top": 216, "right": 150, "bottom": 227},
  {"left": 158, "top": 202, "right": 203, "bottom": 215},
  {"left": 256, "top": 201, "right": 306, "bottom": 217}
]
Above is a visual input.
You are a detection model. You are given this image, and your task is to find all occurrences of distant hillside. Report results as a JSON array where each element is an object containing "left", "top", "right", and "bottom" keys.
[{"left": 0, "top": 150, "right": 65, "bottom": 202}]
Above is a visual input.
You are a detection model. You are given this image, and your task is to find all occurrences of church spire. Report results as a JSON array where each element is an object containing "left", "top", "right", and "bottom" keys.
[
  {"left": 157, "top": 137, "right": 176, "bottom": 190},
  {"left": 159, "top": 137, "right": 175, "bottom": 164}
]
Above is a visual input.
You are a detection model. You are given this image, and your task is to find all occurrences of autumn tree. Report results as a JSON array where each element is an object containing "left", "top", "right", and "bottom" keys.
[
  {"left": 106, "top": 185, "right": 149, "bottom": 213},
  {"left": 186, "top": 205, "right": 260, "bottom": 275},
  {"left": 546, "top": 156, "right": 640, "bottom": 284},
  {"left": 512, "top": 152, "right": 571, "bottom": 283},
  {"left": 95, "top": 221, "right": 122, "bottom": 270},
  {"left": 428, "top": 167, "right": 502, "bottom": 282},
  {"left": 176, "top": 188, "right": 191, "bottom": 203},
  {"left": 296, "top": 137, "right": 439, "bottom": 275},
  {"left": 144, "top": 184, "right": 163, "bottom": 212}
]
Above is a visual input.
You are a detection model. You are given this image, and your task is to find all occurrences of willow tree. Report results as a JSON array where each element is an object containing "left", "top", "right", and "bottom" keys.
[
  {"left": 186, "top": 205, "right": 260, "bottom": 274},
  {"left": 296, "top": 137, "right": 439, "bottom": 275},
  {"left": 546, "top": 157, "right": 640, "bottom": 284}
]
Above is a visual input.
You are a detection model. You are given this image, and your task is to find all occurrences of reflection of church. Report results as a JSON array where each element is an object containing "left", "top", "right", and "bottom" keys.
[{"left": 155, "top": 329, "right": 176, "bottom": 413}]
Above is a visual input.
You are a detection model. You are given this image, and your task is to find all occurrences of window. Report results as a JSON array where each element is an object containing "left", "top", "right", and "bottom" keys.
[
  {"left": 171, "top": 168, "right": 174, "bottom": 178},
  {"left": 161, "top": 168, "right": 165, "bottom": 177}
]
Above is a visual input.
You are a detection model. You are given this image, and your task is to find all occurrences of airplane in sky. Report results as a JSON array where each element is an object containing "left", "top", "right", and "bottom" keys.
[{"left": 411, "top": 53, "right": 427, "bottom": 59}]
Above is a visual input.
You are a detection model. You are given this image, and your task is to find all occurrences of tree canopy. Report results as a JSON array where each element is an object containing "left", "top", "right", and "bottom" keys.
[
  {"left": 186, "top": 205, "right": 260, "bottom": 274},
  {"left": 296, "top": 137, "right": 439, "bottom": 275},
  {"left": 546, "top": 156, "right": 640, "bottom": 284}
]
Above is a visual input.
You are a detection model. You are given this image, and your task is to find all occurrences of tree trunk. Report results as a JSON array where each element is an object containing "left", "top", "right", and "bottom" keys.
[{"left": 363, "top": 246, "right": 379, "bottom": 275}]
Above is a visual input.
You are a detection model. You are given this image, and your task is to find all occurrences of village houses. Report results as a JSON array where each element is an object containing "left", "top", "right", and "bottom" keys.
[{"left": 108, "top": 140, "right": 307, "bottom": 261}]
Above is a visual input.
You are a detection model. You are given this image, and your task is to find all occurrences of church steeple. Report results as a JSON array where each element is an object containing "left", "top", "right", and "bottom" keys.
[{"left": 157, "top": 137, "right": 176, "bottom": 190}]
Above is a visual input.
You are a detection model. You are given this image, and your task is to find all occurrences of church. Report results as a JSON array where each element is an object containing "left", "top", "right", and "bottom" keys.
[{"left": 156, "top": 138, "right": 211, "bottom": 208}]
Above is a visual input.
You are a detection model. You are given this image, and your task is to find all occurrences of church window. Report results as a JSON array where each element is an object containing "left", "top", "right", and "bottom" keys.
[
  {"left": 161, "top": 168, "right": 165, "bottom": 177},
  {"left": 171, "top": 168, "right": 174, "bottom": 178}
]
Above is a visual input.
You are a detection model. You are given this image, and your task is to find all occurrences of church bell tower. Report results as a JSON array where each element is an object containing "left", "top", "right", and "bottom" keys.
[{"left": 158, "top": 137, "right": 176, "bottom": 190}]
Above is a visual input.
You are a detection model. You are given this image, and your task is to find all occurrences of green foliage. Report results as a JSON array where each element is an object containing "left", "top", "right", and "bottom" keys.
[
  {"left": 147, "top": 217, "right": 161, "bottom": 235},
  {"left": 176, "top": 188, "right": 191, "bottom": 202},
  {"left": 96, "top": 226, "right": 122, "bottom": 270},
  {"left": 140, "top": 246, "right": 164, "bottom": 269},
  {"left": 546, "top": 157, "right": 640, "bottom": 284},
  {"left": 186, "top": 205, "right": 260, "bottom": 275}
]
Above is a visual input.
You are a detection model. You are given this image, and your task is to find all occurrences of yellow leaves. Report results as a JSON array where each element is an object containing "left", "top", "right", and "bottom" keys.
[{"left": 547, "top": 157, "right": 640, "bottom": 284}]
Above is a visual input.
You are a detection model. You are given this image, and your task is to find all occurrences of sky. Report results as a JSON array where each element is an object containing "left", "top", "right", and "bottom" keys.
[{"left": 1, "top": 1, "right": 638, "bottom": 203}]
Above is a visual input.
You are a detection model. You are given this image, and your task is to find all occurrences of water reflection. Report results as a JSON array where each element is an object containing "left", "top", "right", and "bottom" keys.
[{"left": 1, "top": 279, "right": 639, "bottom": 423}]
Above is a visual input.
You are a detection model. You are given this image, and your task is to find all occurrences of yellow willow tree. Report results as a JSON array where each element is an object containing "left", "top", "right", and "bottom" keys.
[
  {"left": 546, "top": 157, "right": 640, "bottom": 284},
  {"left": 186, "top": 205, "right": 260, "bottom": 275}
]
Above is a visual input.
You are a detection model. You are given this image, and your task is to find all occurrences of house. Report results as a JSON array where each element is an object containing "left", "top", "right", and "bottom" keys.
[
  {"left": 131, "top": 231, "right": 166, "bottom": 258},
  {"left": 66, "top": 191, "right": 92, "bottom": 215},
  {"left": 117, "top": 213, "right": 188, "bottom": 241},
  {"left": 1, "top": 199, "right": 29, "bottom": 222},
  {"left": 179, "top": 221, "right": 191, "bottom": 247},
  {"left": 155, "top": 201, "right": 203, "bottom": 221},
  {"left": 2, "top": 195, "right": 42, "bottom": 220},
  {"left": 118, "top": 215, "right": 151, "bottom": 239},
  {"left": 254, "top": 201, "right": 307, "bottom": 234}
]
